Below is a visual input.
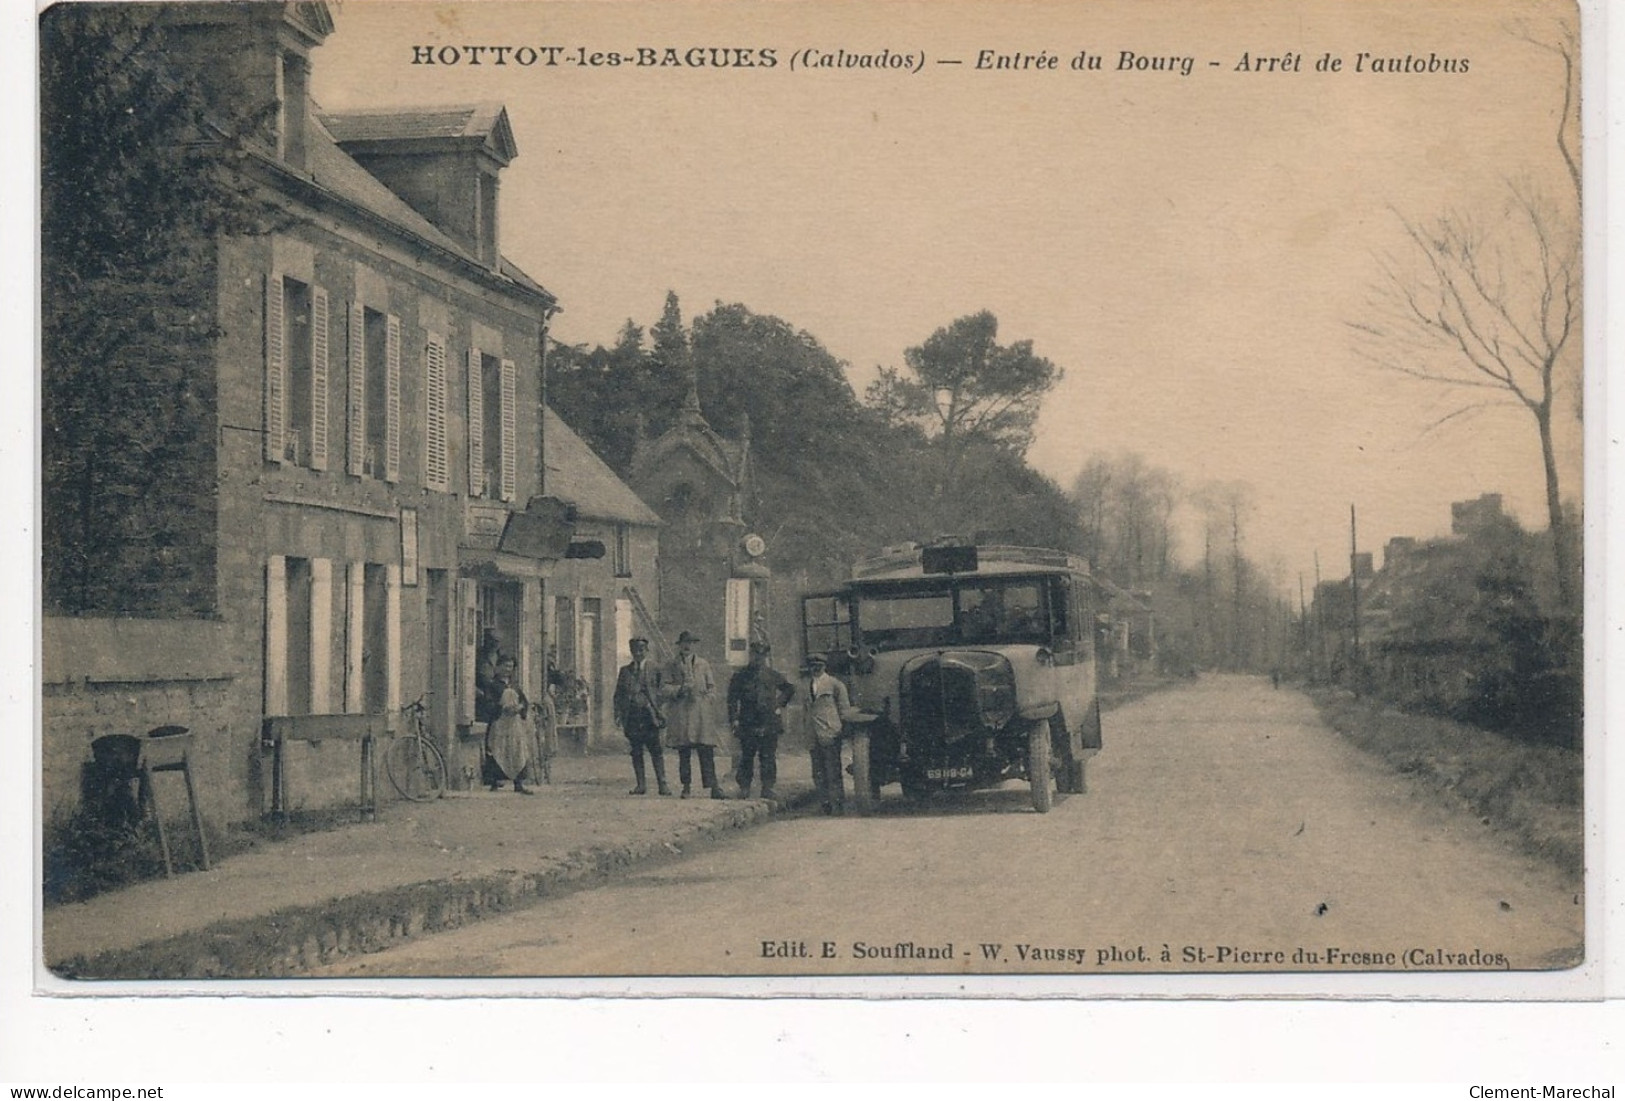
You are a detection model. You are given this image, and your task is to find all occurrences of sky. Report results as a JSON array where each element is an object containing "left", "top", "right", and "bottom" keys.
[{"left": 311, "top": 0, "right": 1585, "bottom": 591}]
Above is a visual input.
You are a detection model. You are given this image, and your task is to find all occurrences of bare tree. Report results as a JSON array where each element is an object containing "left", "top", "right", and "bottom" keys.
[
  {"left": 1349, "top": 30, "right": 1580, "bottom": 612},
  {"left": 1070, "top": 452, "right": 1180, "bottom": 587}
]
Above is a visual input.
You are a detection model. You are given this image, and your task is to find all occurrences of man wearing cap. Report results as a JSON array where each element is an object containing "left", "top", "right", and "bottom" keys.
[
  {"left": 612, "top": 637, "right": 670, "bottom": 796},
  {"left": 662, "top": 629, "right": 724, "bottom": 799},
  {"left": 727, "top": 640, "right": 795, "bottom": 800},
  {"left": 801, "top": 652, "right": 856, "bottom": 815}
]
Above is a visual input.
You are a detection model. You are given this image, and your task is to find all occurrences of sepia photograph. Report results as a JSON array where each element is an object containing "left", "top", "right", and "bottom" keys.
[{"left": 34, "top": 0, "right": 1596, "bottom": 999}]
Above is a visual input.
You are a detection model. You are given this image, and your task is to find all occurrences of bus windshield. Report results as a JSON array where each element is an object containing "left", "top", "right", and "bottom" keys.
[{"left": 856, "top": 577, "right": 1053, "bottom": 651}]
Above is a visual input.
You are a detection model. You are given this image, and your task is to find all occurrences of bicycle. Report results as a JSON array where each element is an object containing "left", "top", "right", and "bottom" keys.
[{"left": 384, "top": 696, "right": 448, "bottom": 801}]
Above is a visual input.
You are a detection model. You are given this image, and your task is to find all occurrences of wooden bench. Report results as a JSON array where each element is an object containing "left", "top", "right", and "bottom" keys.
[{"left": 262, "top": 714, "right": 387, "bottom": 823}]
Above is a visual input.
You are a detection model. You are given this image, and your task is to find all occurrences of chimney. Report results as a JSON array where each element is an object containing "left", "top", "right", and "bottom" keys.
[{"left": 160, "top": 2, "right": 333, "bottom": 170}]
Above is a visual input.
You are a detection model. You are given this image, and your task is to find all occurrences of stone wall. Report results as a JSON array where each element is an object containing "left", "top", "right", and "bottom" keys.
[{"left": 41, "top": 618, "right": 245, "bottom": 828}]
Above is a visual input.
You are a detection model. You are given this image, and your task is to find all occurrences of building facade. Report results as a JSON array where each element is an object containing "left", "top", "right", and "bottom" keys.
[
  {"left": 540, "top": 407, "right": 663, "bottom": 750},
  {"left": 628, "top": 373, "right": 771, "bottom": 673},
  {"left": 43, "top": 3, "right": 570, "bottom": 825}
]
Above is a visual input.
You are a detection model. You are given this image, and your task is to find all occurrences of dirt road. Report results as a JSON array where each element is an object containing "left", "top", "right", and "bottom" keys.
[{"left": 317, "top": 675, "right": 1583, "bottom": 978}]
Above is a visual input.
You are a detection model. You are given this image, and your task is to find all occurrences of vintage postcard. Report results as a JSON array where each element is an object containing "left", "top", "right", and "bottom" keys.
[{"left": 35, "top": 0, "right": 1597, "bottom": 1001}]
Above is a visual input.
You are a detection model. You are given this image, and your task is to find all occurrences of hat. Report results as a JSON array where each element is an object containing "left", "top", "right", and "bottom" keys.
[
  {"left": 749, "top": 641, "right": 772, "bottom": 654},
  {"left": 629, "top": 636, "right": 650, "bottom": 648},
  {"left": 676, "top": 630, "right": 700, "bottom": 644},
  {"left": 806, "top": 653, "right": 828, "bottom": 666}
]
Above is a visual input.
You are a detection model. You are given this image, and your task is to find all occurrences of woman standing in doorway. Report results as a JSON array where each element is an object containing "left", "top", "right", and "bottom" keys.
[{"left": 485, "top": 655, "right": 536, "bottom": 794}]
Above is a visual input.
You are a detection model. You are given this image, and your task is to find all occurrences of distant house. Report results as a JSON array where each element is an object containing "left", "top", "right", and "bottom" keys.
[
  {"left": 1091, "top": 576, "right": 1157, "bottom": 680},
  {"left": 540, "top": 407, "right": 661, "bottom": 749},
  {"left": 42, "top": 3, "right": 569, "bottom": 825}
]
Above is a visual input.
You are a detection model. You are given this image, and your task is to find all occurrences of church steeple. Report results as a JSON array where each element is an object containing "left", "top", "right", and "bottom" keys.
[{"left": 680, "top": 362, "right": 706, "bottom": 428}]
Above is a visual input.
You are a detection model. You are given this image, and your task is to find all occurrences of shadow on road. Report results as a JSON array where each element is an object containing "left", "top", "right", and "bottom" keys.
[{"left": 779, "top": 782, "right": 1059, "bottom": 821}]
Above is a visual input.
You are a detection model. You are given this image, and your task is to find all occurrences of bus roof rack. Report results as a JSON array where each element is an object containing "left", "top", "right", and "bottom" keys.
[{"left": 850, "top": 544, "right": 1090, "bottom": 580}]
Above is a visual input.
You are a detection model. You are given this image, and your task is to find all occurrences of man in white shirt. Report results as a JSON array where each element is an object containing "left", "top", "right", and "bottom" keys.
[{"left": 800, "top": 653, "right": 855, "bottom": 815}]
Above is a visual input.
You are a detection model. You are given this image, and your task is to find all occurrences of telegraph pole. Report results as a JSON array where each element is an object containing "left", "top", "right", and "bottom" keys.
[
  {"left": 1298, "top": 572, "right": 1308, "bottom": 654},
  {"left": 1350, "top": 504, "right": 1362, "bottom": 696},
  {"left": 1313, "top": 550, "right": 1324, "bottom": 681}
]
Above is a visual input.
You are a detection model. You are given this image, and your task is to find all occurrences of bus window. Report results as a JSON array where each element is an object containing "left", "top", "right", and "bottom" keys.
[
  {"left": 802, "top": 594, "right": 854, "bottom": 654},
  {"left": 1049, "top": 577, "right": 1070, "bottom": 644}
]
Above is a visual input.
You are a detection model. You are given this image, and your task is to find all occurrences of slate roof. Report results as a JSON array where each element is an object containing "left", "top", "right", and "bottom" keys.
[
  {"left": 287, "top": 108, "right": 549, "bottom": 304},
  {"left": 543, "top": 407, "right": 661, "bottom": 526},
  {"left": 305, "top": 115, "right": 468, "bottom": 258},
  {"left": 320, "top": 102, "right": 518, "bottom": 163}
]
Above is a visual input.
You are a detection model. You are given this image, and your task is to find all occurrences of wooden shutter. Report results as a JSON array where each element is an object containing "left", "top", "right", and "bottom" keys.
[
  {"left": 345, "top": 562, "right": 365, "bottom": 713},
  {"left": 264, "top": 556, "right": 288, "bottom": 715},
  {"left": 466, "top": 348, "right": 484, "bottom": 496},
  {"left": 424, "top": 334, "right": 448, "bottom": 491},
  {"left": 347, "top": 302, "right": 366, "bottom": 475},
  {"left": 384, "top": 314, "right": 401, "bottom": 482},
  {"left": 385, "top": 563, "right": 401, "bottom": 723},
  {"left": 499, "top": 357, "right": 517, "bottom": 501},
  {"left": 458, "top": 577, "right": 479, "bottom": 724},
  {"left": 309, "top": 287, "right": 330, "bottom": 470},
  {"left": 264, "top": 275, "right": 286, "bottom": 464},
  {"left": 309, "top": 557, "right": 333, "bottom": 712}
]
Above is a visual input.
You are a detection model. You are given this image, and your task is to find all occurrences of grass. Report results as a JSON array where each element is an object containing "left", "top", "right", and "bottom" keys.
[
  {"left": 1310, "top": 687, "right": 1583, "bottom": 880},
  {"left": 42, "top": 803, "right": 377, "bottom": 906}
]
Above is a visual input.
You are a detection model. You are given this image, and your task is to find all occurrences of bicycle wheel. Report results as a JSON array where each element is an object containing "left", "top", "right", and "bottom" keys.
[{"left": 385, "top": 735, "right": 447, "bottom": 801}]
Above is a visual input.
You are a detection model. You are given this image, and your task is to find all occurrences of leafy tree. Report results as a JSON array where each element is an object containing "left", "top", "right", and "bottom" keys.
[
  {"left": 41, "top": 4, "right": 275, "bottom": 615},
  {"left": 549, "top": 298, "right": 1082, "bottom": 588},
  {"left": 865, "top": 311, "right": 1062, "bottom": 459},
  {"left": 650, "top": 290, "right": 689, "bottom": 376}
]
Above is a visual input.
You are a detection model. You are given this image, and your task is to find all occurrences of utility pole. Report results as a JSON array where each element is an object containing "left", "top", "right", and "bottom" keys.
[
  {"left": 1298, "top": 572, "right": 1308, "bottom": 657},
  {"left": 1350, "top": 504, "right": 1362, "bottom": 696},
  {"left": 1313, "top": 550, "right": 1324, "bottom": 682}
]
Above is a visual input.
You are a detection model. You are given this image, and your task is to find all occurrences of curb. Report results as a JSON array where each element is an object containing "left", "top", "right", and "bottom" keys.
[{"left": 53, "top": 790, "right": 816, "bottom": 980}]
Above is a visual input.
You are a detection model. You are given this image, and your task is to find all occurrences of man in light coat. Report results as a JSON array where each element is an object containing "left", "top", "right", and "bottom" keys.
[
  {"left": 800, "top": 652, "right": 856, "bottom": 815},
  {"left": 662, "top": 629, "right": 725, "bottom": 799}
]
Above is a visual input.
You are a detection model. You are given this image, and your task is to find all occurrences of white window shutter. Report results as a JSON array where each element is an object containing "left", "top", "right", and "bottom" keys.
[
  {"left": 309, "top": 557, "right": 332, "bottom": 712},
  {"left": 424, "top": 334, "right": 448, "bottom": 491},
  {"left": 347, "top": 302, "right": 366, "bottom": 476},
  {"left": 309, "top": 286, "right": 330, "bottom": 471},
  {"left": 467, "top": 348, "right": 484, "bottom": 496},
  {"left": 458, "top": 577, "right": 479, "bottom": 724},
  {"left": 384, "top": 314, "right": 401, "bottom": 482},
  {"left": 264, "top": 275, "right": 286, "bottom": 464},
  {"left": 385, "top": 563, "right": 401, "bottom": 723},
  {"left": 345, "top": 562, "right": 365, "bottom": 714},
  {"left": 264, "top": 555, "right": 288, "bottom": 715},
  {"left": 499, "top": 357, "right": 517, "bottom": 502}
]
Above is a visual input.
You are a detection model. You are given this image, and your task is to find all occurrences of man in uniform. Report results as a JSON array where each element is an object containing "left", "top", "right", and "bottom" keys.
[
  {"left": 612, "top": 637, "right": 671, "bottom": 796},
  {"left": 727, "top": 640, "right": 794, "bottom": 800}
]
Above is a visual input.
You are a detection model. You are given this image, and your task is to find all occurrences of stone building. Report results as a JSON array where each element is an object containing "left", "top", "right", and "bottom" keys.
[
  {"left": 540, "top": 407, "right": 662, "bottom": 750},
  {"left": 628, "top": 371, "right": 770, "bottom": 671},
  {"left": 41, "top": 2, "right": 588, "bottom": 826}
]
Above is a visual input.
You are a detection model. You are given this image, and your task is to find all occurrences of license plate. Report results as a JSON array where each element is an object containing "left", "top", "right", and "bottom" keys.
[{"left": 925, "top": 766, "right": 974, "bottom": 780}]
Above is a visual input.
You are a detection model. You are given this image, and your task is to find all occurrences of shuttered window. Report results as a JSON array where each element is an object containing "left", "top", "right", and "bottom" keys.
[
  {"left": 309, "top": 287, "right": 329, "bottom": 470},
  {"left": 499, "top": 357, "right": 517, "bottom": 501},
  {"left": 424, "top": 333, "right": 449, "bottom": 491},
  {"left": 264, "top": 275, "right": 286, "bottom": 464},
  {"left": 466, "top": 347, "right": 484, "bottom": 495},
  {"left": 347, "top": 302, "right": 365, "bottom": 475},
  {"left": 384, "top": 314, "right": 401, "bottom": 482}
]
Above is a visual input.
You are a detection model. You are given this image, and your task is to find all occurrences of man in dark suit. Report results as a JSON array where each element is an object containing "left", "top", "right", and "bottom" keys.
[
  {"left": 727, "top": 640, "right": 794, "bottom": 800},
  {"left": 612, "top": 637, "right": 671, "bottom": 796}
]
